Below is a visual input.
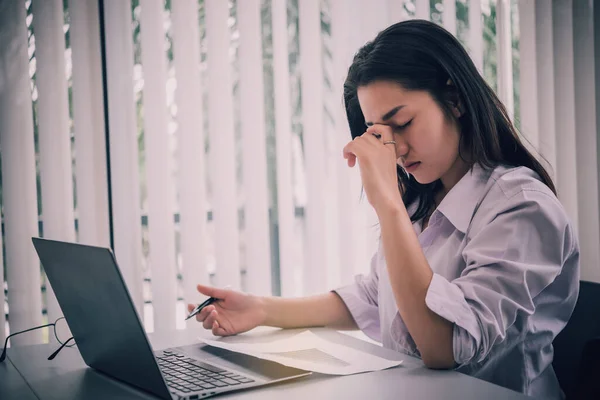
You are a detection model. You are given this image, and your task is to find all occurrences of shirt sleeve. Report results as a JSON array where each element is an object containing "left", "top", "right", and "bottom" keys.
[
  {"left": 424, "top": 189, "right": 579, "bottom": 367},
  {"left": 333, "top": 248, "right": 382, "bottom": 342}
]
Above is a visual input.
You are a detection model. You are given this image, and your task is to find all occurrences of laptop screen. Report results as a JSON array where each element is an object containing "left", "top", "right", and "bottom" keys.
[{"left": 32, "top": 238, "right": 172, "bottom": 400}]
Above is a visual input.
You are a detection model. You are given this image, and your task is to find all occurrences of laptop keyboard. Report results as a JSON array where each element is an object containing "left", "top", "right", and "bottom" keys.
[{"left": 156, "top": 349, "right": 255, "bottom": 394}]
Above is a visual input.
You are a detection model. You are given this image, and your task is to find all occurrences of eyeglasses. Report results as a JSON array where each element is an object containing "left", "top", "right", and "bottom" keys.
[{"left": 0, "top": 316, "right": 75, "bottom": 362}]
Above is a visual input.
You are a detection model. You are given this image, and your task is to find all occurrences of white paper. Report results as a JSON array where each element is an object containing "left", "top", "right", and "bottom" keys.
[{"left": 199, "top": 330, "right": 403, "bottom": 375}]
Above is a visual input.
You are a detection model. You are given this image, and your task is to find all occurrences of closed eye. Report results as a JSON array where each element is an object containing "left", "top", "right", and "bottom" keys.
[{"left": 394, "top": 120, "right": 412, "bottom": 132}]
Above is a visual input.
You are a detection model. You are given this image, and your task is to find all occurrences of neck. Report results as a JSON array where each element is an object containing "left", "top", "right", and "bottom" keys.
[{"left": 438, "top": 158, "right": 470, "bottom": 201}]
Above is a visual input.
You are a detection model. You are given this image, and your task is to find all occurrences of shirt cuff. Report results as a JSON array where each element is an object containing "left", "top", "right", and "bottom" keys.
[
  {"left": 425, "top": 273, "right": 482, "bottom": 365},
  {"left": 333, "top": 285, "right": 381, "bottom": 343}
]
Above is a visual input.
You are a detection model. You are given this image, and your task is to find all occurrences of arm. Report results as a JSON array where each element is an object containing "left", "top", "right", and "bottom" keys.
[
  {"left": 377, "top": 205, "right": 455, "bottom": 369},
  {"left": 425, "top": 191, "right": 578, "bottom": 367},
  {"left": 261, "top": 292, "right": 358, "bottom": 330},
  {"left": 342, "top": 126, "right": 455, "bottom": 366},
  {"left": 379, "top": 189, "right": 577, "bottom": 369},
  {"left": 260, "top": 248, "right": 384, "bottom": 331},
  {"left": 192, "top": 252, "right": 379, "bottom": 337}
]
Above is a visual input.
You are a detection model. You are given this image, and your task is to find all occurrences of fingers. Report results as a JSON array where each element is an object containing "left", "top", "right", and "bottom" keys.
[
  {"left": 212, "top": 320, "right": 228, "bottom": 336},
  {"left": 204, "top": 310, "right": 229, "bottom": 336},
  {"left": 343, "top": 131, "right": 384, "bottom": 167},
  {"left": 342, "top": 144, "right": 357, "bottom": 167},
  {"left": 202, "top": 309, "right": 218, "bottom": 330},
  {"left": 188, "top": 303, "right": 227, "bottom": 335},
  {"left": 196, "top": 283, "right": 227, "bottom": 299},
  {"left": 193, "top": 304, "right": 216, "bottom": 323},
  {"left": 365, "top": 125, "right": 394, "bottom": 144}
]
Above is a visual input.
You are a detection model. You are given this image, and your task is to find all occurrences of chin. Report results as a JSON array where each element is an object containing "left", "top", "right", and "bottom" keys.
[{"left": 411, "top": 172, "right": 438, "bottom": 185}]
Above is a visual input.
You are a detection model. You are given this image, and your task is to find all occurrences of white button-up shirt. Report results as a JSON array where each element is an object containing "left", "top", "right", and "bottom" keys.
[{"left": 335, "top": 164, "right": 580, "bottom": 399}]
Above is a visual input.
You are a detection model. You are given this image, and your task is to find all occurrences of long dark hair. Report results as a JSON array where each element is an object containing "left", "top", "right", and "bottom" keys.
[{"left": 343, "top": 20, "right": 556, "bottom": 223}]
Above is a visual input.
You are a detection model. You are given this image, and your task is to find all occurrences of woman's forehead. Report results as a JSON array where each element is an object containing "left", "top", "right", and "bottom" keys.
[{"left": 357, "top": 83, "right": 431, "bottom": 121}]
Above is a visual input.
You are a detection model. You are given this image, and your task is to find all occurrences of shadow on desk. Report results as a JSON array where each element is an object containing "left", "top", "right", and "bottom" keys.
[
  {"left": 60, "top": 368, "right": 156, "bottom": 399},
  {"left": 4, "top": 344, "right": 163, "bottom": 400}
]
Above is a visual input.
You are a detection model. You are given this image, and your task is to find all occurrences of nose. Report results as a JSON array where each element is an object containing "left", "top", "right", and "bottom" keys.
[{"left": 394, "top": 137, "right": 409, "bottom": 159}]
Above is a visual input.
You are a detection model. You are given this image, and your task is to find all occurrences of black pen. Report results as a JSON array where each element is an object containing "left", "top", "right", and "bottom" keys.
[{"left": 185, "top": 297, "right": 218, "bottom": 321}]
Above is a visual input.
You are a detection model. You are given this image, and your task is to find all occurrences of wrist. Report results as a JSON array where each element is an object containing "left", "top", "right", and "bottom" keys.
[
  {"left": 255, "top": 295, "right": 270, "bottom": 326},
  {"left": 375, "top": 197, "right": 406, "bottom": 220}
]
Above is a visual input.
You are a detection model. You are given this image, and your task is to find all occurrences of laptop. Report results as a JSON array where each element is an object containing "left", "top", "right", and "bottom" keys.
[{"left": 31, "top": 238, "right": 311, "bottom": 399}]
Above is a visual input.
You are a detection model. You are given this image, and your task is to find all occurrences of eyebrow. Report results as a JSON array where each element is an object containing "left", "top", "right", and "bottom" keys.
[{"left": 365, "top": 105, "right": 406, "bottom": 127}]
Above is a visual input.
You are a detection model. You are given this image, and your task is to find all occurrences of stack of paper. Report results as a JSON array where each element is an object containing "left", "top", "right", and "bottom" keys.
[{"left": 200, "top": 330, "right": 403, "bottom": 375}]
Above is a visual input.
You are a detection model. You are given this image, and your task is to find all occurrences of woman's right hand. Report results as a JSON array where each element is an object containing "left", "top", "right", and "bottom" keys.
[{"left": 187, "top": 284, "right": 266, "bottom": 337}]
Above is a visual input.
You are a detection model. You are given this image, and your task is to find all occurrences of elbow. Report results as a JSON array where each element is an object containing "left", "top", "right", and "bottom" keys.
[
  {"left": 421, "top": 352, "right": 456, "bottom": 370},
  {"left": 423, "top": 359, "right": 455, "bottom": 369},
  {"left": 420, "top": 321, "right": 460, "bottom": 369}
]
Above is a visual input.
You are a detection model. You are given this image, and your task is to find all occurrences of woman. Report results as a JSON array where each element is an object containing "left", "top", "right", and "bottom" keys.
[{"left": 189, "top": 20, "right": 579, "bottom": 398}]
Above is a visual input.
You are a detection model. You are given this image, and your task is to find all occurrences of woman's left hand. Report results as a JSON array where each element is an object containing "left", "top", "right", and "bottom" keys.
[{"left": 343, "top": 125, "right": 403, "bottom": 213}]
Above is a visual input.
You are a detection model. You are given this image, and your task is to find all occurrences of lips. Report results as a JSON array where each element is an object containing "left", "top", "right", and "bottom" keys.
[{"left": 403, "top": 161, "right": 421, "bottom": 172}]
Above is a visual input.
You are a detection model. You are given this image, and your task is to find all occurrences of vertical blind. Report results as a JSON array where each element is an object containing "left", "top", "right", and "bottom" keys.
[
  {"left": 31, "top": 0, "right": 76, "bottom": 343},
  {"left": 1, "top": 0, "right": 598, "bottom": 345}
]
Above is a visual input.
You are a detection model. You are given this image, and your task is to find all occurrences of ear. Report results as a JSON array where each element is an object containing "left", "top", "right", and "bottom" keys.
[{"left": 446, "top": 79, "right": 464, "bottom": 118}]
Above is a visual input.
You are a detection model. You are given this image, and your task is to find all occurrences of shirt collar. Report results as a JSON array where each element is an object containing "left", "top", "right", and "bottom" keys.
[{"left": 435, "top": 163, "right": 493, "bottom": 234}]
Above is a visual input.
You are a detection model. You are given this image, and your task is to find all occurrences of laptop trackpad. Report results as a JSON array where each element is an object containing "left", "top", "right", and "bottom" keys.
[{"left": 177, "top": 344, "right": 310, "bottom": 382}]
